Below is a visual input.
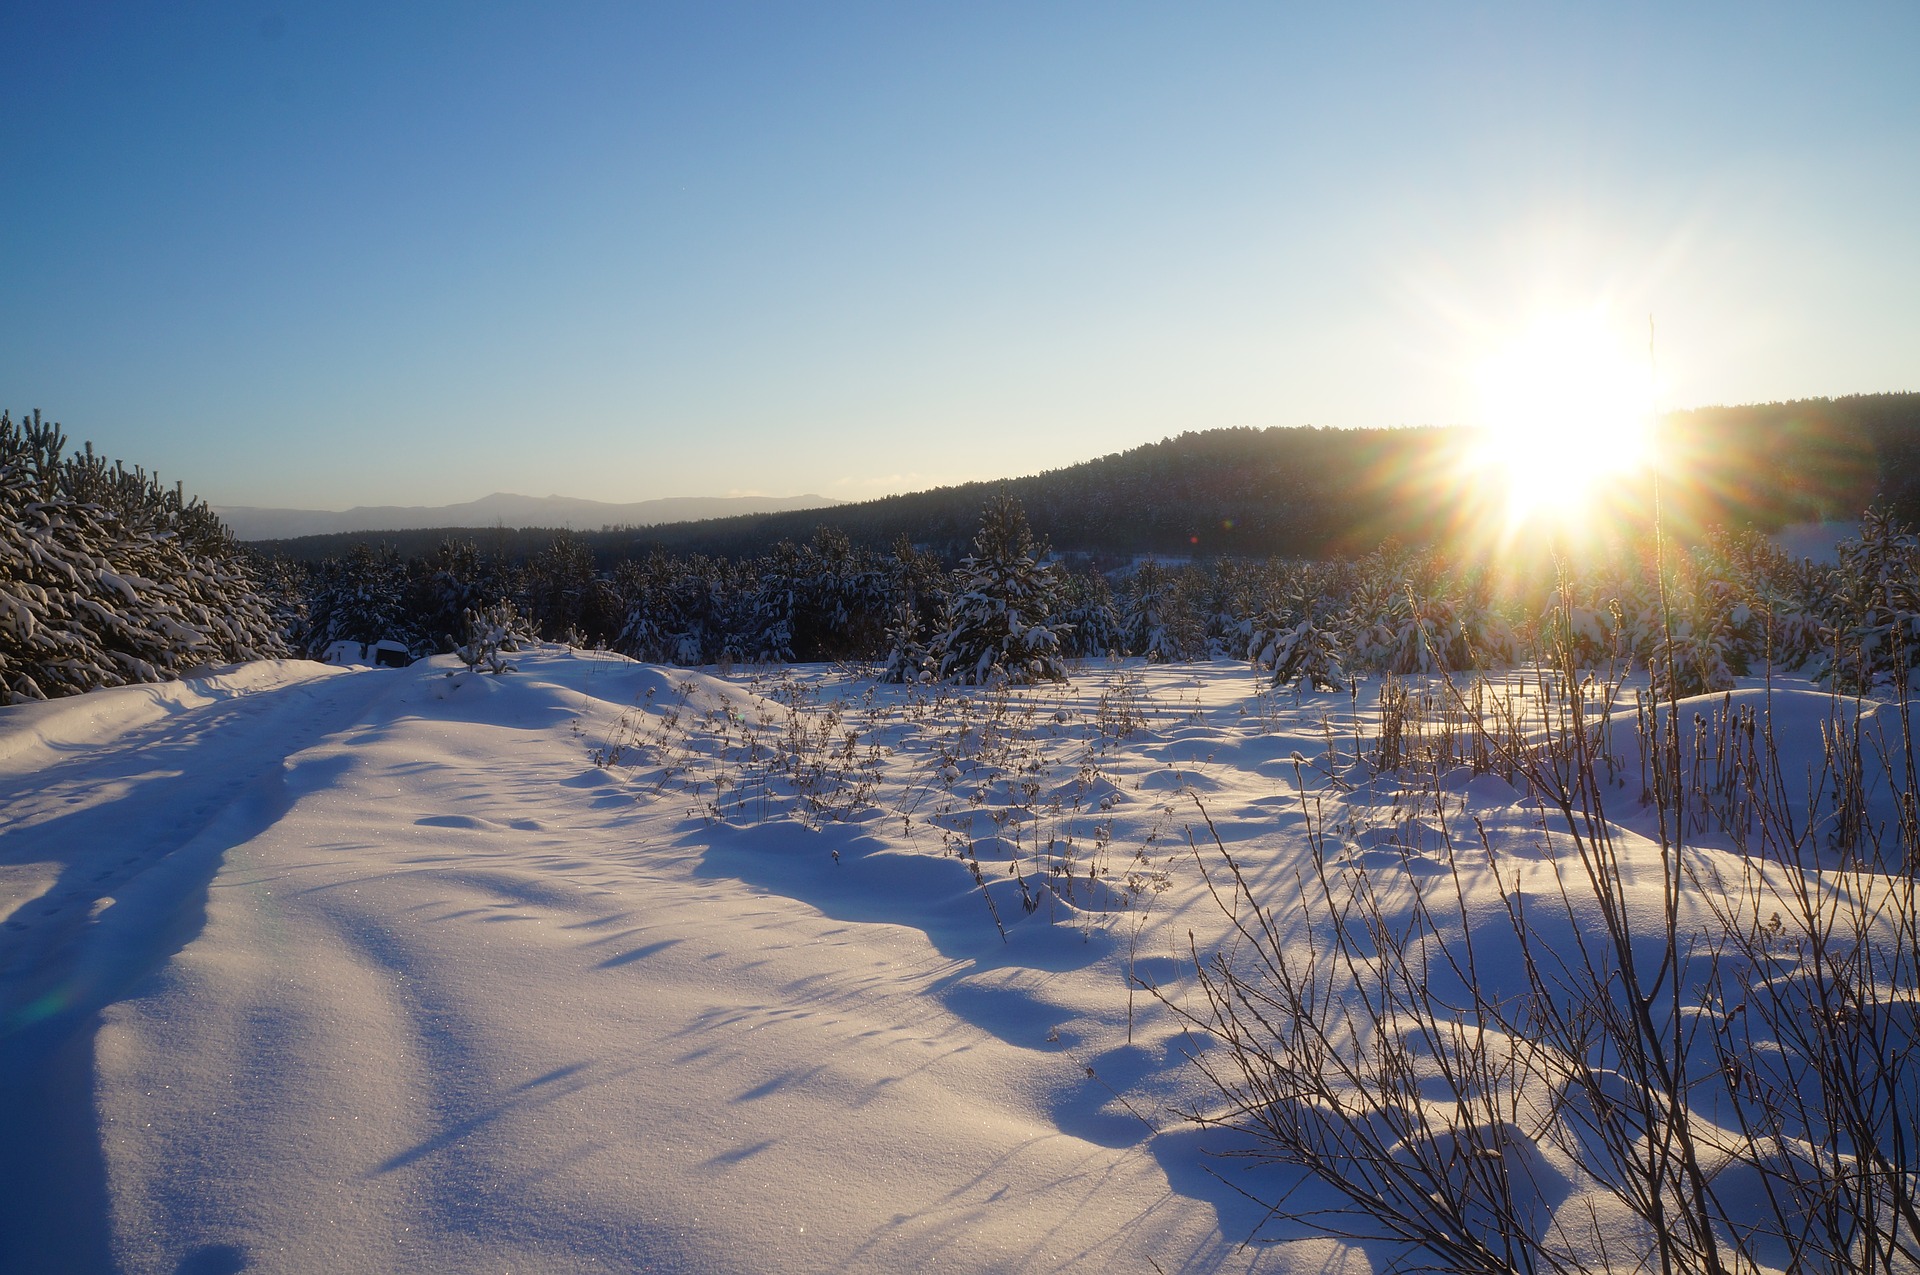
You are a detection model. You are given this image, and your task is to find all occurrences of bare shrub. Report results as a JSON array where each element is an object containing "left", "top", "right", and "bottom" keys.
[{"left": 1167, "top": 627, "right": 1920, "bottom": 1273}]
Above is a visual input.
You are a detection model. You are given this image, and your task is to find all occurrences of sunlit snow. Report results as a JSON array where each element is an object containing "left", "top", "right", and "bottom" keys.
[{"left": 0, "top": 650, "right": 1903, "bottom": 1272}]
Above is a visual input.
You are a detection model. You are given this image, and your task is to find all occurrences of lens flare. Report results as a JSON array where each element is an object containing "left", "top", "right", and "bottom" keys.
[{"left": 1471, "top": 312, "right": 1655, "bottom": 530}]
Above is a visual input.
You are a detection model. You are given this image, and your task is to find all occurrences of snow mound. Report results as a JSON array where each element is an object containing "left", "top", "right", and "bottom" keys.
[{"left": 4, "top": 653, "right": 1914, "bottom": 1272}]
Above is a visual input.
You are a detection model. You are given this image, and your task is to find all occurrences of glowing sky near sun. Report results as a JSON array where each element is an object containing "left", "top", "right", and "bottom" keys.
[{"left": 3, "top": 3, "right": 1916, "bottom": 509}]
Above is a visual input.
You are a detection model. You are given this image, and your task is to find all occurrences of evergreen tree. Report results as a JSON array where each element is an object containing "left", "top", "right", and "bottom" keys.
[
  {"left": 1193, "top": 558, "right": 1268, "bottom": 658},
  {"left": 0, "top": 411, "right": 105, "bottom": 699},
  {"left": 303, "top": 543, "right": 411, "bottom": 657},
  {"left": 521, "top": 531, "right": 609, "bottom": 643},
  {"left": 0, "top": 409, "right": 287, "bottom": 703},
  {"left": 413, "top": 538, "right": 509, "bottom": 654},
  {"left": 1121, "top": 559, "right": 1198, "bottom": 662},
  {"left": 609, "top": 555, "right": 673, "bottom": 662},
  {"left": 931, "top": 495, "right": 1068, "bottom": 685},
  {"left": 1245, "top": 567, "right": 1312, "bottom": 672},
  {"left": 611, "top": 551, "right": 743, "bottom": 665},
  {"left": 1344, "top": 545, "right": 1484, "bottom": 675},
  {"left": 455, "top": 599, "right": 533, "bottom": 674},
  {"left": 1650, "top": 630, "right": 1737, "bottom": 698},
  {"left": 1249, "top": 566, "right": 1349, "bottom": 692},
  {"left": 1818, "top": 508, "right": 1920, "bottom": 692},
  {"left": 255, "top": 554, "right": 312, "bottom": 655},
  {"left": 878, "top": 598, "right": 931, "bottom": 683},
  {"left": 1056, "top": 569, "right": 1122, "bottom": 659},
  {"left": 745, "top": 539, "right": 804, "bottom": 663},
  {"left": 1268, "top": 613, "right": 1350, "bottom": 692},
  {"left": 878, "top": 536, "right": 945, "bottom": 682},
  {"left": 801, "top": 527, "right": 889, "bottom": 661}
]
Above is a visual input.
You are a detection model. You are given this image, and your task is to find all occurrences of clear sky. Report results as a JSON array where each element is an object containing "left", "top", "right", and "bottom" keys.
[{"left": 4, "top": 2, "right": 1916, "bottom": 510}]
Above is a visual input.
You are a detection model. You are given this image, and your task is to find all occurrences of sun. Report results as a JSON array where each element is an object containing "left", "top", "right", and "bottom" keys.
[{"left": 1471, "top": 312, "right": 1656, "bottom": 529}]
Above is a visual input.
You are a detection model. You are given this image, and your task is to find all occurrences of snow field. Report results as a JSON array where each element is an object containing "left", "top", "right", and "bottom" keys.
[{"left": 1, "top": 648, "right": 1913, "bottom": 1272}]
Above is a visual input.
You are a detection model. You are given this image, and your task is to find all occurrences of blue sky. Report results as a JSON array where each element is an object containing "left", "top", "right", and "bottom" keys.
[{"left": 4, "top": 2, "right": 1916, "bottom": 509}]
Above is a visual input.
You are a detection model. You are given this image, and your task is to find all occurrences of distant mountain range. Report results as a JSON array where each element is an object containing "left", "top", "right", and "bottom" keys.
[{"left": 216, "top": 492, "right": 841, "bottom": 542}]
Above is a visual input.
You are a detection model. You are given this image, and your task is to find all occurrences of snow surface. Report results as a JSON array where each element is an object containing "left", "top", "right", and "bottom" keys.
[
  {"left": 0, "top": 650, "right": 1899, "bottom": 1272},
  {"left": 1770, "top": 519, "right": 1861, "bottom": 565}
]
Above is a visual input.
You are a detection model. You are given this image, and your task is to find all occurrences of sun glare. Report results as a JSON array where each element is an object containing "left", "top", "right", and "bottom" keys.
[{"left": 1472, "top": 312, "right": 1655, "bottom": 529}]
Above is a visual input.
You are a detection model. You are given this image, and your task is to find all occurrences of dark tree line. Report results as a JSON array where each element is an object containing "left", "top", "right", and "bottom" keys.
[
  {"left": 284, "top": 507, "right": 1072, "bottom": 680},
  {"left": 272, "top": 486, "right": 1920, "bottom": 698},
  {"left": 11, "top": 402, "right": 1919, "bottom": 704}
]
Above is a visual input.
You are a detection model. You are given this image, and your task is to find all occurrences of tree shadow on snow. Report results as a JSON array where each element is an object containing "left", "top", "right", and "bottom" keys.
[
  {"left": 692, "top": 809, "right": 1413, "bottom": 1270},
  {"left": 174, "top": 1242, "right": 249, "bottom": 1274},
  {"left": 0, "top": 678, "right": 366, "bottom": 1271},
  {"left": 692, "top": 820, "right": 1113, "bottom": 972}
]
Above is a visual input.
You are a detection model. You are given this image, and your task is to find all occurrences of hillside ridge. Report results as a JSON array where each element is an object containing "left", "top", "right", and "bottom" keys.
[{"left": 249, "top": 393, "right": 1920, "bottom": 563}]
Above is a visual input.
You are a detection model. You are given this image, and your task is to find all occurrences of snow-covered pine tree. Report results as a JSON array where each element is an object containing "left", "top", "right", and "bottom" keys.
[
  {"left": 1121, "top": 558, "right": 1199, "bottom": 662},
  {"left": 0, "top": 411, "right": 106, "bottom": 700},
  {"left": 1693, "top": 527, "right": 1809, "bottom": 672},
  {"left": 931, "top": 495, "right": 1068, "bottom": 685},
  {"left": 793, "top": 527, "right": 890, "bottom": 662},
  {"left": 691, "top": 554, "right": 751, "bottom": 665},
  {"left": 1343, "top": 565, "right": 1403, "bottom": 674},
  {"left": 1817, "top": 508, "right": 1920, "bottom": 692},
  {"left": 1444, "top": 563, "right": 1517, "bottom": 670},
  {"left": 610, "top": 551, "right": 744, "bottom": 665},
  {"left": 1663, "top": 532, "right": 1822, "bottom": 678},
  {"left": 739, "top": 528, "right": 889, "bottom": 664},
  {"left": 1268, "top": 612, "right": 1350, "bottom": 692},
  {"left": 1056, "top": 569, "right": 1122, "bottom": 659},
  {"left": 1249, "top": 567, "right": 1349, "bottom": 692},
  {"left": 745, "top": 540, "right": 804, "bottom": 663},
  {"left": 610, "top": 554, "right": 675, "bottom": 664},
  {"left": 521, "top": 531, "right": 610, "bottom": 643},
  {"left": 455, "top": 599, "right": 533, "bottom": 674},
  {"left": 1343, "top": 546, "right": 1479, "bottom": 675},
  {"left": 1658, "top": 538, "right": 1763, "bottom": 682},
  {"left": 1193, "top": 558, "right": 1263, "bottom": 658},
  {"left": 0, "top": 410, "right": 287, "bottom": 703},
  {"left": 412, "top": 538, "right": 509, "bottom": 654},
  {"left": 1650, "top": 628, "right": 1737, "bottom": 699},
  {"left": 1770, "top": 556, "right": 1835, "bottom": 672},
  {"left": 63, "top": 441, "right": 224, "bottom": 685},
  {"left": 878, "top": 598, "right": 931, "bottom": 683},
  {"left": 302, "top": 543, "right": 412, "bottom": 658},
  {"left": 1244, "top": 608, "right": 1288, "bottom": 672},
  {"left": 877, "top": 537, "right": 944, "bottom": 682},
  {"left": 1548, "top": 556, "right": 1671, "bottom": 674},
  {"left": 254, "top": 553, "right": 313, "bottom": 656}
]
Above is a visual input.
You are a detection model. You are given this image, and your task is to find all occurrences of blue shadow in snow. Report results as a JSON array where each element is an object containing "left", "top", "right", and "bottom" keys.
[
  {"left": 0, "top": 675, "right": 369, "bottom": 1273},
  {"left": 597, "top": 938, "right": 680, "bottom": 969},
  {"left": 692, "top": 821, "right": 1112, "bottom": 972},
  {"left": 174, "top": 1241, "right": 249, "bottom": 1274}
]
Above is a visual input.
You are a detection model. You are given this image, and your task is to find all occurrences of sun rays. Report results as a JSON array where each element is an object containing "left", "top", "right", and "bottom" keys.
[{"left": 1464, "top": 310, "right": 1658, "bottom": 539}]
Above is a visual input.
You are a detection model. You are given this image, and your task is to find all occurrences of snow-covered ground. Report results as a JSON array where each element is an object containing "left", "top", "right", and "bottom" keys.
[
  {"left": 0, "top": 650, "right": 1910, "bottom": 1273},
  {"left": 1770, "top": 519, "right": 1862, "bottom": 566}
]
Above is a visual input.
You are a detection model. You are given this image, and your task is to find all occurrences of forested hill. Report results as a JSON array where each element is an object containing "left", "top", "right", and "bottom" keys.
[
  {"left": 256, "top": 393, "right": 1919, "bottom": 564},
  {"left": 630, "top": 426, "right": 1451, "bottom": 561}
]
